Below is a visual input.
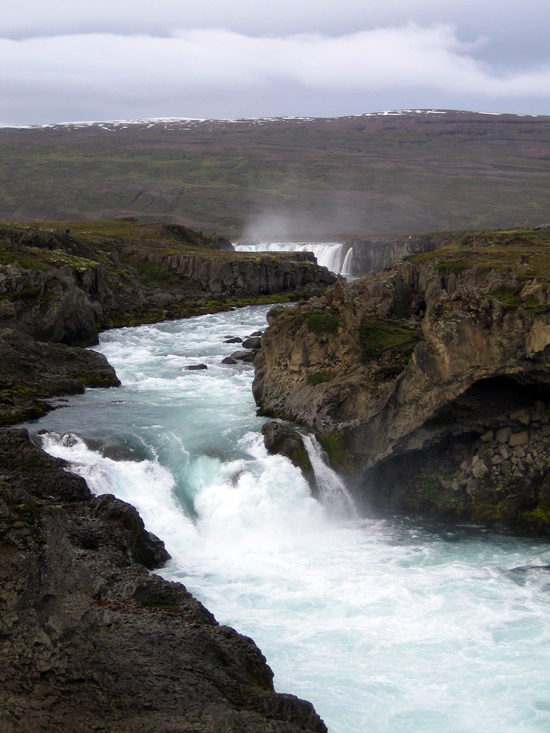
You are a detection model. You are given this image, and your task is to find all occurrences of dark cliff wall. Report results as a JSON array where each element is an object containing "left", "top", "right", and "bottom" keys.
[
  {"left": 0, "top": 223, "right": 336, "bottom": 346},
  {"left": 348, "top": 232, "right": 448, "bottom": 275}
]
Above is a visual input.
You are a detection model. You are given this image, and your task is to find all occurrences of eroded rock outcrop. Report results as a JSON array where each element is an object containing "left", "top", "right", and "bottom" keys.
[
  {"left": 348, "top": 232, "right": 447, "bottom": 276},
  {"left": 0, "top": 328, "right": 120, "bottom": 425},
  {"left": 0, "top": 222, "right": 335, "bottom": 424},
  {"left": 0, "top": 223, "right": 335, "bottom": 345},
  {"left": 253, "top": 228, "right": 550, "bottom": 532},
  {"left": 0, "top": 429, "right": 327, "bottom": 732}
]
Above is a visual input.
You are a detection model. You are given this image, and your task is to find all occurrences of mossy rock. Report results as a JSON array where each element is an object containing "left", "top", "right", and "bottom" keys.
[
  {"left": 305, "top": 310, "right": 339, "bottom": 333},
  {"left": 307, "top": 371, "right": 335, "bottom": 386},
  {"left": 360, "top": 315, "right": 420, "bottom": 374},
  {"left": 318, "top": 432, "right": 355, "bottom": 474}
]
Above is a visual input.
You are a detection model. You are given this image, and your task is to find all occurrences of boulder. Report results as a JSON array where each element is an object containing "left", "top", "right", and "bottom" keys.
[
  {"left": 509, "top": 431, "right": 529, "bottom": 447},
  {"left": 496, "top": 427, "right": 513, "bottom": 443}
]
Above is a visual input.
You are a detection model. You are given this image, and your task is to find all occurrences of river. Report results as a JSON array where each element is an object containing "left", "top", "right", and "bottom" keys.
[{"left": 26, "top": 305, "right": 550, "bottom": 732}]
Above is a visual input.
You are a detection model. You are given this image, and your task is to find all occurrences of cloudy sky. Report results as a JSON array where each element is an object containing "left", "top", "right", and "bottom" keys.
[{"left": 2, "top": 0, "right": 550, "bottom": 125}]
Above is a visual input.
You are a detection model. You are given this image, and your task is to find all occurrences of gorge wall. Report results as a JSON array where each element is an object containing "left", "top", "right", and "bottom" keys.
[
  {"left": 253, "top": 228, "right": 550, "bottom": 534},
  {"left": 347, "top": 232, "right": 448, "bottom": 276},
  {"left": 0, "top": 221, "right": 335, "bottom": 424},
  {"left": 0, "top": 219, "right": 333, "bottom": 731},
  {"left": 0, "top": 429, "right": 327, "bottom": 732}
]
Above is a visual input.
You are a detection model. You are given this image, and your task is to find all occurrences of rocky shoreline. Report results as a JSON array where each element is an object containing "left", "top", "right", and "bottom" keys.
[
  {"left": 253, "top": 227, "right": 550, "bottom": 535},
  {"left": 0, "top": 221, "right": 332, "bottom": 731},
  {"left": 0, "top": 429, "right": 327, "bottom": 732}
]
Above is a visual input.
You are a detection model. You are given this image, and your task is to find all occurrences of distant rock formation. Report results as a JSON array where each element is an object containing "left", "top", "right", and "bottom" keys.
[
  {"left": 0, "top": 222, "right": 335, "bottom": 424},
  {"left": 347, "top": 232, "right": 448, "bottom": 275}
]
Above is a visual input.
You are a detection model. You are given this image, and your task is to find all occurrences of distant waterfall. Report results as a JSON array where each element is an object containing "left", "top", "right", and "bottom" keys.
[
  {"left": 302, "top": 435, "right": 357, "bottom": 516},
  {"left": 234, "top": 242, "right": 353, "bottom": 276}
]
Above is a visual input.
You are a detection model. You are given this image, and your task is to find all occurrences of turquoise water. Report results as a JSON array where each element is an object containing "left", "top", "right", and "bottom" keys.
[{"left": 29, "top": 305, "right": 550, "bottom": 733}]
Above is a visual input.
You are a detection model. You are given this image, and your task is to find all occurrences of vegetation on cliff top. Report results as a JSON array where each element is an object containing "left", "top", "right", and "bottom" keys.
[{"left": 409, "top": 227, "right": 550, "bottom": 311}]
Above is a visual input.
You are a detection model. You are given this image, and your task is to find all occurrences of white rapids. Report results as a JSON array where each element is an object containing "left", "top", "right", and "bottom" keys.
[
  {"left": 234, "top": 242, "right": 353, "bottom": 276},
  {"left": 29, "top": 304, "right": 550, "bottom": 733}
]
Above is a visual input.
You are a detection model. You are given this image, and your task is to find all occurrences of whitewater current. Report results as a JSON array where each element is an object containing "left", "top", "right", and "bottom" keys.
[
  {"left": 233, "top": 242, "right": 353, "bottom": 276},
  {"left": 27, "top": 305, "right": 550, "bottom": 732}
]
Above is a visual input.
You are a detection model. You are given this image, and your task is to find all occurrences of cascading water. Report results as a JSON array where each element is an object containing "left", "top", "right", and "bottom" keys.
[
  {"left": 234, "top": 241, "right": 353, "bottom": 276},
  {"left": 27, "top": 305, "right": 550, "bottom": 733},
  {"left": 302, "top": 434, "right": 357, "bottom": 516}
]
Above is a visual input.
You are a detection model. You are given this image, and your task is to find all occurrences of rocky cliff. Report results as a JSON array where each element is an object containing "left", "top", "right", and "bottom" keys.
[
  {"left": 0, "top": 221, "right": 335, "bottom": 424},
  {"left": 347, "top": 232, "right": 448, "bottom": 276},
  {"left": 0, "top": 429, "right": 327, "bottom": 732},
  {"left": 253, "top": 228, "right": 550, "bottom": 533}
]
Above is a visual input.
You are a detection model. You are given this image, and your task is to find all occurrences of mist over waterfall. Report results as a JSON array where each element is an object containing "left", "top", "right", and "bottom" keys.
[{"left": 234, "top": 242, "right": 353, "bottom": 276}]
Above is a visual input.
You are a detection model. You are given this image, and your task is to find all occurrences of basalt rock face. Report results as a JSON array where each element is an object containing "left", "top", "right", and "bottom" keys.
[
  {"left": 149, "top": 250, "right": 333, "bottom": 298},
  {"left": 253, "top": 228, "right": 550, "bottom": 533},
  {"left": 0, "top": 221, "right": 334, "bottom": 425},
  {"left": 261, "top": 422, "right": 317, "bottom": 496},
  {"left": 0, "top": 429, "right": 327, "bottom": 733},
  {"left": 348, "top": 232, "right": 447, "bottom": 276},
  {"left": 0, "top": 223, "right": 335, "bottom": 346}
]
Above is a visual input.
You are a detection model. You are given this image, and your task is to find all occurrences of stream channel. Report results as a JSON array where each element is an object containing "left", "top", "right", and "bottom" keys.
[{"left": 25, "top": 304, "right": 550, "bottom": 732}]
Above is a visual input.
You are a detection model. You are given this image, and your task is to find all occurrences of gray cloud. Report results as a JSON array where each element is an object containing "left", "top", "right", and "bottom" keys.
[{"left": 1, "top": 2, "right": 550, "bottom": 124}]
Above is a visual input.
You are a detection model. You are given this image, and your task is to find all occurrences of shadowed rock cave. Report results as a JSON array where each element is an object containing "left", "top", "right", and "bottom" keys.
[{"left": 361, "top": 376, "right": 550, "bottom": 528}]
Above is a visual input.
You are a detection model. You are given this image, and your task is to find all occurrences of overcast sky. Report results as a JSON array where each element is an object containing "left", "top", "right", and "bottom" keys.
[{"left": 1, "top": 0, "right": 550, "bottom": 125}]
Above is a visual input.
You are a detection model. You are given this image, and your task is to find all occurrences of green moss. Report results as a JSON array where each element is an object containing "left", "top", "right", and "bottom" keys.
[
  {"left": 0, "top": 285, "right": 42, "bottom": 301},
  {"left": 490, "top": 285, "right": 524, "bottom": 308},
  {"left": 472, "top": 499, "right": 514, "bottom": 523},
  {"left": 305, "top": 310, "right": 339, "bottom": 333},
  {"left": 318, "top": 432, "right": 355, "bottom": 474},
  {"left": 291, "top": 443, "right": 313, "bottom": 476},
  {"left": 307, "top": 371, "right": 335, "bottom": 386},
  {"left": 360, "top": 315, "right": 420, "bottom": 373},
  {"left": 519, "top": 504, "right": 550, "bottom": 528},
  {"left": 75, "top": 372, "right": 120, "bottom": 388},
  {"left": 132, "top": 260, "right": 181, "bottom": 287},
  {"left": 8, "top": 500, "right": 43, "bottom": 526},
  {"left": 436, "top": 261, "right": 469, "bottom": 274},
  {"left": 144, "top": 603, "right": 182, "bottom": 613},
  {"left": 404, "top": 497, "right": 420, "bottom": 511}
]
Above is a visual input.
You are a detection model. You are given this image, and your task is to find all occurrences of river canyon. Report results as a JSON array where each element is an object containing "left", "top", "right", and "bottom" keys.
[{"left": 24, "top": 304, "right": 550, "bottom": 733}]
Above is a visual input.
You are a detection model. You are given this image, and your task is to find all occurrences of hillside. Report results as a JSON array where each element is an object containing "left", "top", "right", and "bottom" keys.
[{"left": 1, "top": 111, "right": 549, "bottom": 238}]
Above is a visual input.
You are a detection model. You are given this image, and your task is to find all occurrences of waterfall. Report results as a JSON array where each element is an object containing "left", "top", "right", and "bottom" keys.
[
  {"left": 233, "top": 242, "right": 353, "bottom": 276},
  {"left": 302, "top": 434, "right": 357, "bottom": 516},
  {"left": 341, "top": 247, "right": 354, "bottom": 276}
]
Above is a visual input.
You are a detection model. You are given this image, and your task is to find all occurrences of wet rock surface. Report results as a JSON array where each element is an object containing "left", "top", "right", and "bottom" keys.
[
  {"left": 0, "top": 429, "right": 327, "bottom": 732},
  {"left": 261, "top": 422, "right": 317, "bottom": 496},
  {"left": 0, "top": 328, "right": 120, "bottom": 425}
]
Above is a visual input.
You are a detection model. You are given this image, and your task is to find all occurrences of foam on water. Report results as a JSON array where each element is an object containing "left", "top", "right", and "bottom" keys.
[{"left": 29, "top": 305, "right": 550, "bottom": 733}]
